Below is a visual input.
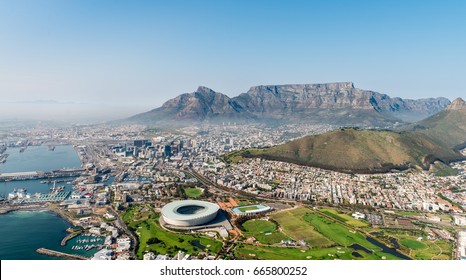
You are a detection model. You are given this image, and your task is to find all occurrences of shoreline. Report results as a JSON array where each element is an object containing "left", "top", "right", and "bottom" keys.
[
  {"left": 46, "top": 206, "right": 80, "bottom": 227},
  {"left": 0, "top": 204, "right": 48, "bottom": 215},
  {"left": 0, "top": 203, "right": 88, "bottom": 260},
  {"left": 0, "top": 204, "right": 78, "bottom": 226},
  {"left": 0, "top": 145, "right": 90, "bottom": 260}
]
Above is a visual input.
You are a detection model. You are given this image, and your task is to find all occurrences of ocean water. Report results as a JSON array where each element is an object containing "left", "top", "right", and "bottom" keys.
[
  {"left": 0, "top": 211, "right": 104, "bottom": 260},
  {"left": 0, "top": 145, "right": 81, "bottom": 173},
  {"left": 0, "top": 211, "right": 71, "bottom": 260},
  {"left": 0, "top": 144, "right": 84, "bottom": 260}
]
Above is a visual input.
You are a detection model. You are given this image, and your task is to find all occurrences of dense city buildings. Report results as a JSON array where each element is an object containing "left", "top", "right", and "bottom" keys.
[{"left": 1, "top": 122, "right": 466, "bottom": 260}]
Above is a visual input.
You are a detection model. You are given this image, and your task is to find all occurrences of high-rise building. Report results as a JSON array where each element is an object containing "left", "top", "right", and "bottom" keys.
[
  {"left": 164, "top": 145, "right": 171, "bottom": 157},
  {"left": 134, "top": 140, "right": 147, "bottom": 148}
]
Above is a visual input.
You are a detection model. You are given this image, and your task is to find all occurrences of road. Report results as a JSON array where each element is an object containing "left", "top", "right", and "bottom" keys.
[{"left": 108, "top": 206, "right": 138, "bottom": 259}]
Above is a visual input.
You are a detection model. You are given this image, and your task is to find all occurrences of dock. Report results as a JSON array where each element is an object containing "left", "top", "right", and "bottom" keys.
[
  {"left": 36, "top": 248, "right": 88, "bottom": 260},
  {"left": 0, "top": 169, "right": 84, "bottom": 182}
]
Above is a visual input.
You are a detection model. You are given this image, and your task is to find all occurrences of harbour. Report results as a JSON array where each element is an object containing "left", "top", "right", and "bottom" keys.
[
  {"left": 0, "top": 144, "right": 86, "bottom": 260},
  {"left": 0, "top": 209, "right": 106, "bottom": 260},
  {"left": 0, "top": 169, "right": 84, "bottom": 182},
  {"left": 0, "top": 145, "right": 81, "bottom": 174},
  {"left": 0, "top": 178, "right": 73, "bottom": 199}
]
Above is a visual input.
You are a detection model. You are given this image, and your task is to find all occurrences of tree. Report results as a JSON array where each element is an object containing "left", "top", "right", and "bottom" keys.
[{"left": 147, "top": 237, "right": 161, "bottom": 245}]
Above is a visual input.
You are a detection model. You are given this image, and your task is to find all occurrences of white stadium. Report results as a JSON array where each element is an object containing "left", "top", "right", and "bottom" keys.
[{"left": 161, "top": 200, "right": 220, "bottom": 227}]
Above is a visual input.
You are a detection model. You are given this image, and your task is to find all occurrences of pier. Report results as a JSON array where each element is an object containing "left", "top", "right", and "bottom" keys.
[
  {"left": 0, "top": 169, "right": 84, "bottom": 182},
  {"left": 36, "top": 248, "right": 88, "bottom": 260}
]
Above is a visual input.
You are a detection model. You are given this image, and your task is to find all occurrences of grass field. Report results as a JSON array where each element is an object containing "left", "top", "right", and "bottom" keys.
[
  {"left": 242, "top": 219, "right": 288, "bottom": 245},
  {"left": 270, "top": 207, "right": 334, "bottom": 247},
  {"left": 411, "top": 239, "right": 452, "bottom": 260},
  {"left": 234, "top": 244, "right": 402, "bottom": 260},
  {"left": 381, "top": 229, "right": 452, "bottom": 260},
  {"left": 237, "top": 207, "right": 411, "bottom": 260},
  {"left": 255, "top": 232, "right": 289, "bottom": 245},
  {"left": 242, "top": 219, "right": 276, "bottom": 233},
  {"left": 123, "top": 204, "right": 151, "bottom": 223},
  {"left": 236, "top": 205, "right": 260, "bottom": 212},
  {"left": 320, "top": 208, "right": 369, "bottom": 227},
  {"left": 303, "top": 212, "right": 380, "bottom": 250},
  {"left": 400, "top": 239, "right": 426, "bottom": 250},
  {"left": 122, "top": 205, "right": 222, "bottom": 259},
  {"left": 183, "top": 187, "right": 202, "bottom": 198}
]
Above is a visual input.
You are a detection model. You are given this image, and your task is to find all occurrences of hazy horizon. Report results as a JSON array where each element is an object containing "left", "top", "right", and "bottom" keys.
[
  {"left": 1, "top": 0, "right": 465, "bottom": 122},
  {"left": 0, "top": 82, "right": 459, "bottom": 123}
]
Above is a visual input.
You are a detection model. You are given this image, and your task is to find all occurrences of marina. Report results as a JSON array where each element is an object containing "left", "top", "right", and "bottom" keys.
[
  {"left": 0, "top": 145, "right": 86, "bottom": 260},
  {"left": 0, "top": 178, "right": 73, "bottom": 199},
  {"left": 0, "top": 210, "right": 106, "bottom": 259},
  {"left": 65, "top": 234, "right": 105, "bottom": 255}
]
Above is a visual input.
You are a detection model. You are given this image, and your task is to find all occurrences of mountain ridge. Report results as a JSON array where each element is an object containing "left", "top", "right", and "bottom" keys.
[
  {"left": 128, "top": 83, "right": 451, "bottom": 127},
  {"left": 225, "top": 99, "right": 466, "bottom": 174}
]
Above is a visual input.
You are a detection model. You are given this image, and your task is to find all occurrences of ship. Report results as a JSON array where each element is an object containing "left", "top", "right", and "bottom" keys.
[{"left": 48, "top": 145, "right": 55, "bottom": 151}]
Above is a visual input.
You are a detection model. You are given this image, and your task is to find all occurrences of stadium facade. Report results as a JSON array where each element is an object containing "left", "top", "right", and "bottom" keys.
[{"left": 161, "top": 200, "right": 220, "bottom": 227}]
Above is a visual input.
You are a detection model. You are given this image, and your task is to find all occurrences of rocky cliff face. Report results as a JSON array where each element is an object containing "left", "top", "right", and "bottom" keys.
[
  {"left": 128, "top": 83, "right": 451, "bottom": 126},
  {"left": 447, "top": 98, "right": 466, "bottom": 111},
  {"left": 233, "top": 82, "right": 450, "bottom": 120},
  {"left": 234, "top": 82, "right": 373, "bottom": 112},
  {"left": 128, "top": 86, "right": 250, "bottom": 124},
  {"left": 160, "top": 86, "right": 246, "bottom": 120}
]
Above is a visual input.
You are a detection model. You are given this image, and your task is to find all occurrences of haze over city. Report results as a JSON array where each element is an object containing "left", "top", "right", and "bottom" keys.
[
  {"left": 3, "top": 1, "right": 466, "bottom": 273},
  {"left": 1, "top": 0, "right": 465, "bottom": 122}
]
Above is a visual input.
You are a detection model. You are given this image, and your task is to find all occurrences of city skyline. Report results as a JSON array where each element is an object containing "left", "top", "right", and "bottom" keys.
[{"left": 1, "top": 0, "right": 466, "bottom": 122}]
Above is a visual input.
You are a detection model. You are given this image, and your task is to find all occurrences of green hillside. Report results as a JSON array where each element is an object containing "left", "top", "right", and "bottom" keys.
[
  {"left": 226, "top": 98, "right": 466, "bottom": 174},
  {"left": 414, "top": 109, "right": 466, "bottom": 149}
]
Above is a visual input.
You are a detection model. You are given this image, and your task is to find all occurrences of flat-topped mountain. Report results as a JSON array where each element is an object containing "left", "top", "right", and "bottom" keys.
[
  {"left": 127, "top": 83, "right": 450, "bottom": 127},
  {"left": 226, "top": 99, "right": 466, "bottom": 174},
  {"left": 235, "top": 82, "right": 448, "bottom": 119}
]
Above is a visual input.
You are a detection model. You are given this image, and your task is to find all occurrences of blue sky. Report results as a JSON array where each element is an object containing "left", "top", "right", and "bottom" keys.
[{"left": 0, "top": 0, "right": 465, "bottom": 121}]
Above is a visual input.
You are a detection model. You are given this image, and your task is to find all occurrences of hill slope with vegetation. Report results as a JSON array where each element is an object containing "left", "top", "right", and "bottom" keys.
[{"left": 225, "top": 98, "right": 466, "bottom": 174}]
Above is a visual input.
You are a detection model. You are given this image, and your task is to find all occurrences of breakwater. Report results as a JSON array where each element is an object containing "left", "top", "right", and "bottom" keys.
[
  {"left": 36, "top": 248, "right": 88, "bottom": 260},
  {"left": 0, "top": 205, "right": 47, "bottom": 215},
  {"left": 61, "top": 231, "right": 80, "bottom": 246}
]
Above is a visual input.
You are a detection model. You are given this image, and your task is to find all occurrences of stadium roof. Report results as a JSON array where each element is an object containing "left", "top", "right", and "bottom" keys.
[{"left": 162, "top": 200, "right": 219, "bottom": 222}]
